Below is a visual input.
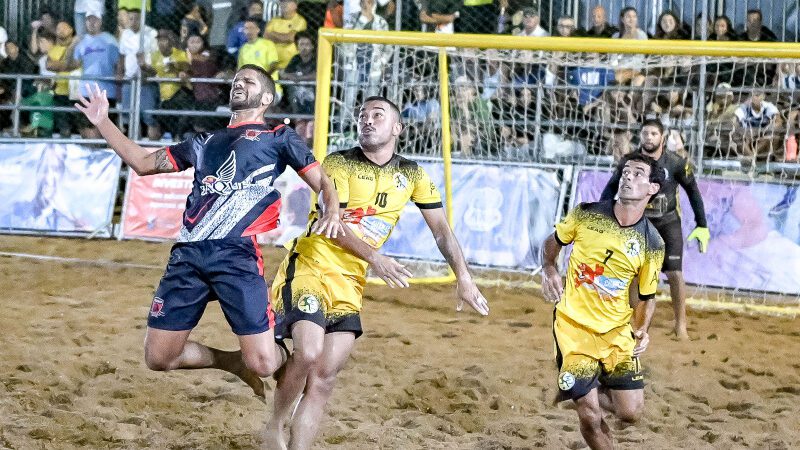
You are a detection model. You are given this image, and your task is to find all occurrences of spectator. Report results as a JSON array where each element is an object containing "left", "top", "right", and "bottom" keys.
[
  {"left": 180, "top": 4, "right": 211, "bottom": 46},
  {"left": 704, "top": 82, "right": 739, "bottom": 157},
  {"left": 237, "top": 17, "right": 281, "bottom": 99},
  {"left": 734, "top": 92, "right": 783, "bottom": 162},
  {"left": 582, "top": 5, "right": 616, "bottom": 38},
  {"left": 567, "top": 55, "right": 615, "bottom": 110},
  {"left": 140, "top": 29, "right": 191, "bottom": 140},
  {"left": 116, "top": 8, "right": 131, "bottom": 40},
  {"left": 740, "top": 9, "right": 777, "bottom": 42},
  {"left": 513, "top": 8, "right": 548, "bottom": 37},
  {"left": 118, "top": 0, "right": 152, "bottom": 12},
  {"left": 280, "top": 32, "right": 316, "bottom": 114},
  {"left": 654, "top": 11, "right": 689, "bottom": 40},
  {"left": 19, "top": 79, "right": 55, "bottom": 137},
  {"left": 179, "top": 34, "right": 224, "bottom": 133},
  {"left": 402, "top": 84, "right": 440, "bottom": 123},
  {"left": 452, "top": 76, "right": 493, "bottom": 156},
  {"left": 0, "top": 41, "right": 38, "bottom": 98},
  {"left": 555, "top": 15, "right": 576, "bottom": 37},
  {"left": 265, "top": 0, "right": 308, "bottom": 69},
  {"left": 0, "top": 25, "right": 7, "bottom": 59},
  {"left": 776, "top": 63, "right": 800, "bottom": 148},
  {"left": 74, "top": 0, "right": 104, "bottom": 36},
  {"left": 611, "top": 7, "right": 647, "bottom": 86},
  {"left": 152, "top": 0, "right": 197, "bottom": 34},
  {"left": 709, "top": 15, "right": 736, "bottom": 41},
  {"left": 459, "top": 0, "right": 495, "bottom": 34},
  {"left": 44, "top": 21, "right": 78, "bottom": 138},
  {"left": 29, "top": 8, "right": 58, "bottom": 57},
  {"left": 341, "top": 0, "right": 392, "bottom": 114},
  {"left": 227, "top": 0, "right": 264, "bottom": 57},
  {"left": 324, "top": 0, "right": 344, "bottom": 28},
  {"left": 692, "top": 13, "right": 712, "bottom": 40},
  {"left": 419, "top": 0, "right": 460, "bottom": 33},
  {"left": 117, "top": 8, "right": 159, "bottom": 137},
  {"left": 68, "top": 14, "right": 119, "bottom": 138}
]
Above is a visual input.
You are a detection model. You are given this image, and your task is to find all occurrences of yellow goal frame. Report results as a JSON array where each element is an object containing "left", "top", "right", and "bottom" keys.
[{"left": 311, "top": 30, "right": 800, "bottom": 286}]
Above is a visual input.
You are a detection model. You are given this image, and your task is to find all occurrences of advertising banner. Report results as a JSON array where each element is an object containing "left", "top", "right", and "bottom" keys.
[
  {"left": 573, "top": 169, "right": 800, "bottom": 295},
  {"left": 0, "top": 144, "right": 121, "bottom": 237},
  {"left": 120, "top": 167, "right": 311, "bottom": 244},
  {"left": 382, "top": 162, "right": 563, "bottom": 269}
]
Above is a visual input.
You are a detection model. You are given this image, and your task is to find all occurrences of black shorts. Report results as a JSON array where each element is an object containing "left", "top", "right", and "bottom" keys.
[
  {"left": 653, "top": 218, "right": 683, "bottom": 272},
  {"left": 147, "top": 236, "right": 275, "bottom": 335}
]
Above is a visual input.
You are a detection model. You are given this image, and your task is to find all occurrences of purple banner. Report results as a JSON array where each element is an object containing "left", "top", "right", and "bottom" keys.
[{"left": 574, "top": 170, "right": 800, "bottom": 295}]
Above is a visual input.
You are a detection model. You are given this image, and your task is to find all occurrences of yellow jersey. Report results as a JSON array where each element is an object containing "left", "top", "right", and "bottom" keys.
[
  {"left": 48, "top": 45, "right": 69, "bottom": 96},
  {"left": 266, "top": 14, "right": 307, "bottom": 69},
  {"left": 292, "top": 148, "right": 442, "bottom": 277},
  {"left": 151, "top": 48, "right": 189, "bottom": 101},
  {"left": 554, "top": 200, "right": 664, "bottom": 334},
  {"left": 237, "top": 38, "right": 282, "bottom": 95}
]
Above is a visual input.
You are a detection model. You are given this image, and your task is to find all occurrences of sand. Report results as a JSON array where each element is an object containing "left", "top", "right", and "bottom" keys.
[{"left": 0, "top": 235, "right": 798, "bottom": 449}]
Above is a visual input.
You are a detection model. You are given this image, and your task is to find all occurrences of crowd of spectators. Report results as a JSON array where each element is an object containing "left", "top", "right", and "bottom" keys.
[{"left": 0, "top": 1, "right": 798, "bottom": 164}]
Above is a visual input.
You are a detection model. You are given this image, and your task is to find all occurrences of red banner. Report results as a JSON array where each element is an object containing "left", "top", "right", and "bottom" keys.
[{"left": 121, "top": 169, "right": 194, "bottom": 240}]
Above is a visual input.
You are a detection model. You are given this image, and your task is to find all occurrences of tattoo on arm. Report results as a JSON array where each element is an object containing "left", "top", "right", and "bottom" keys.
[{"left": 154, "top": 148, "right": 175, "bottom": 173}]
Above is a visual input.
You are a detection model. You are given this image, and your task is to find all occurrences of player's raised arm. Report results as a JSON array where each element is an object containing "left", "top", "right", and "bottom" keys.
[
  {"left": 296, "top": 164, "right": 344, "bottom": 239},
  {"left": 419, "top": 207, "right": 489, "bottom": 316},
  {"left": 74, "top": 82, "right": 176, "bottom": 176}
]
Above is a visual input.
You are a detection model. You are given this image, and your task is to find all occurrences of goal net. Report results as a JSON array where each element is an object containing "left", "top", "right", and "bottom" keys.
[{"left": 314, "top": 31, "right": 800, "bottom": 315}]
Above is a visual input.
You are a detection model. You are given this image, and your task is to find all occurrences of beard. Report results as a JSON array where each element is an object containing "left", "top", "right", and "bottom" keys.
[
  {"left": 229, "top": 91, "right": 262, "bottom": 111},
  {"left": 640, "top": 141, "right": 659, "bottom": 153}
]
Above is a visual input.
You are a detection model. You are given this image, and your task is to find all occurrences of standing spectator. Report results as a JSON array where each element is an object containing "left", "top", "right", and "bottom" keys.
[
  {"left": 582, "top": 5, "right": 617, "bottom": 38},
  {"left": 227, "top": 0, "right": 264, "bottom": 57},
  {"left": 265, "top": 0, "right": 308, "bottom": 70},
  {"left": 0, "top": 41, "right": 38, "bottom": 98},
  {"left": 140, "top": 29, "right": 191, "bottom": 139},
  {"left": 740, "top": 9, "right": 777, "bottom": 42},
  {"left": 734, "top": 92, "right": 782, "bottom": 162},
  {"left": 117, "top": 8, "right": 159, "bottom": 137},
  {"left": 74, "top": 0, "right": 105, "bottom": 36},
  {"left": 29, "top": 8, "right": 58, "bottom": 56},
  {"left": 44, "top": 21, "right": 79, "bottom": 138},
  {"left": 419, "top": 0, "right": 460, "bottom": 33},
  {"left": 68, "top": 14, "right": 119, "bottom": 137},
  {"left": 180, "top": 34, "right": 223, "bottom": 132},
  {"left": 280, "top": 32, "right": 316, "bottom": 114},
  {"left": 458, "top": 0, "right": 495, "bottom": 34},
  {"left": 116, "top": 8, "right": 131, "bottom": 40},
  {"left": 512, "top": 8, "right": 548, "bottom": 37},
  {"left": 654, "top": 11, "right": 689, "bottom": 40}
]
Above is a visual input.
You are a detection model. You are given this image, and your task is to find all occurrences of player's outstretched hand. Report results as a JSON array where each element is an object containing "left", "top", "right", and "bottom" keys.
[
  {"left": 312, "top": 210, "right": 345, "bottom": 239},
  {"left": 369, "top": 253, "right": 412, "bottom": 288},
  {"left": 541, "top": 265, "right": 563, "bottom": 303},
  {"left": 74, "top": 82, "right": 109, "bottom": 126},
  {"left": 633, "top": 328, "right": 650, "bottom": 356},
  {"left": 456, "top": 280, "right": 489, "bottom": 316}
]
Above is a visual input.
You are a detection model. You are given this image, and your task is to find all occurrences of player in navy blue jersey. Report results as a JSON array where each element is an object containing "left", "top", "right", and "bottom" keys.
[{"left": 75, "top": 65, "right": 344, "bottom": 397}]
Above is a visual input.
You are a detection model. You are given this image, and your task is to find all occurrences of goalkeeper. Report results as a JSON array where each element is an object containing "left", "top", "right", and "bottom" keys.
[{"left": 601, "top": 119, "right": 708, "bottom": 340}]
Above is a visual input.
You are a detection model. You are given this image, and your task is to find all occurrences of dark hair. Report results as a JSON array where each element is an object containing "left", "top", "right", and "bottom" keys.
[
  {"left": 294, "top": 30, "right": 315, "bottom": 46},
  {"left": 244, "top": 17, "right": 264, "bottom": 28},
  {"left": 39, "top": 7, "right": 56, "bottom": 19},
  {"left": 746, "top": 9, "right": 762, "bottom": 21},
  {"left": 640, "top": 118, "right": 665, "bottom": 135},
  {"left": 654, "top": 10, "right": 687, "bottom": 39},
  {"left": 128, "top": 8, "right": 142, "bottom": 15},
  {"left": 37, "top": 29, "right": 57, "bottom": 43},
  {"left": 618, "top": 7, "right": 638, "bottom": 35},
  {"left": 237, "top": 64, "right": 276, "bottom": 97},
  {"left": 620, "top": 152, "right": 665, "bottom": 189},
  {"left": 362, "top": 95, "right": 401, "bottom": 122},
  {"left": 711, "top": 15, "right": 735, "bottom": 40}
]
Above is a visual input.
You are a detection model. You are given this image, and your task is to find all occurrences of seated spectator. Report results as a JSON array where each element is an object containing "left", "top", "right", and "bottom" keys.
[
  {"left": 179, "top": 5, "right": 211, "bottom": 48},
  {"left": 582, "top": 5, "right": 617, "bottom": 38},
  {"left": 734, "top": 92, "right": 783, "bottom": 162},
  {"left": 554, "top": 16, "right": 576, "bottom": 37},
  {"left": 567, "top": 56, "right": 615, "bottom": 111},
  {"left": 183, "top": 34, "right": 223, "bottom": 106},
  {"left": 0, "top": 41, "right": 38, "bottom": 98},
  {"left": 402, "top": 84, "right": 440, "bottom": 123},
  {"left": 512, "top": 8, "right": 548, "bottom": 37},
  {"left": 611, "top": 8, "right": 647, "bottom": 94},
  {"left": 20, "top": 79, "right": 55, "bottom": 137},
  {"left": 419, "top": 0, "right": 460, "bottom": 33},
  {"left": 44, "top": 21, "right": 78, "bottom": 138},
  {"left": 117, "top": 8, "right": 159, "bottom": 137},
  {"left": 654, "top": 11, "right": 689, "bottom": 40},
  {"left": 280, "top": 32, "right": 316, "bottom": 114},
  {"left": 709, "top": 15, "right": 736, "bottom": 41},
  {"left": 452, "top": 76, "right": 493, "bottom": 156},
  {"left": 141, "top": 29, "right": 191, "bottom": 140},
  {"left": 740, "top": 9, "right": 777, "bottom": 42},
  {"left": 705, "top": 83, "right": 739, "bottom": 157},
  {"left": 227, "top": 0, "right": 264, "bottom": 57},
  {"left": 68, "top": 14, "right": 119, "bottom": 137},
  {"left": 692, "top": 13, "right": 712, "bottom": 40},
  {"left": 29, "top": 8, "right": 58, "bottom": 56},
  {"left": 74, "top": 0, "right": 104, "bottom": 36},
  {"left": 265, "top": 0, "right": 308, "bottom": 70}
]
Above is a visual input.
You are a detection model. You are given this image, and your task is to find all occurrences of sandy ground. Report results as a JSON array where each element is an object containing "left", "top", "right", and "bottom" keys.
[{"left": 0, "top": 235, "right": 798, "bottom": 450}]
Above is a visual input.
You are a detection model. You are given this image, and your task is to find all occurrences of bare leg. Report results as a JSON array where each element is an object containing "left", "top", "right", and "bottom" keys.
[
  {"left": 609, "top": 388, "right": 644, "bottom": 424},
  {"left": 264, "top": 322, "right": 325, "bottom": 450},
  {"left": 288, "top": 332, "right": 355, "bottom": 450},
  {"left": 575, "top": 388, "right": 614, "bottom": 450},
  {"left": 664, "top": 270, "right": 689, "bottom": 340}
]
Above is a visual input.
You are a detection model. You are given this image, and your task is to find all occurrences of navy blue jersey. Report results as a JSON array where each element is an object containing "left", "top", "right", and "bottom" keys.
[{"left": 165, "top": 122, "right": 318, "bottom": 242}]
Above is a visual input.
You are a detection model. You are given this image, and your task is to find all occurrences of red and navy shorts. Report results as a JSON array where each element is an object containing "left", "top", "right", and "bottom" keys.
[{"left": 147, "top": 236, "right": 275, "bottom": 335}]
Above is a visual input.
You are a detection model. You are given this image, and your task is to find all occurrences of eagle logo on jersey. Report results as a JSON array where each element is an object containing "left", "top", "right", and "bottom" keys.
[{"left": 201, "top": 152, "right": 237, "bottom": 195}]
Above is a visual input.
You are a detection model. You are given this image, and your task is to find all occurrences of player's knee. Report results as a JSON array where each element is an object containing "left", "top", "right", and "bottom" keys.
[
  {"left": 577, "top": 407, "right": 604, "bottom": 433},
  {"left": 616, "top": 400, "right": 644, "bottom": 423},
  {"left": 242, "top": 352, "right": 281, "bottom": 377},
  {"left": 143, "top": 349, "right": 175, "bottom": 372},
  {"left": 306, "top": 370, "right": 338, "bottom": 398},
  {"left": 292, "top": 342, "right": 324, "bottom": 369},
  {"left": 665, "top": 270, "right": 683, "bottom": 283}
]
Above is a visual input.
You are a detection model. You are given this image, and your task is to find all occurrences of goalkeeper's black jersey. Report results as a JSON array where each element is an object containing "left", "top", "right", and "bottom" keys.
[{"left": 601, "top": 150, "right": 707, "bottom": 228}]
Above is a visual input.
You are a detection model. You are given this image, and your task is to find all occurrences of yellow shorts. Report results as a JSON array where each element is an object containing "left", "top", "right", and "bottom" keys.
[
  {"left": 270, "top": 252, "right": 364, "bottom": 339},
  {"left": 553, "top": 310, "right": 643, "bottom": 401}
]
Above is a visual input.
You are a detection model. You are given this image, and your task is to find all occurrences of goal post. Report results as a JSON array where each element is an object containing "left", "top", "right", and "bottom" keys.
[{"left": 311, "top": 29, "right": 800, "bottom": 305}]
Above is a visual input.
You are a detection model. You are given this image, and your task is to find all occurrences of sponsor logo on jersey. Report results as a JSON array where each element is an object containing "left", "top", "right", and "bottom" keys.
[
  {"left": 201, "top": 152, "right": 239, "bottom": 195},
  {"left": 393, "top": 172, "right": 408, "bottom": 190},
  {"left": 150, "top": 297, "right": 165, "bottom": 318},
  {"left": 297, "top": 294, "right": 320, "bottom": 314},
  {"left": 624, "top": 238, "right": 641, "bottom": 257},
  {"left": 243, "top": 129, "right": 267, "bottom": 141},
  {"left": 558, "top": 371, "right": 575, "bottom": 390}
]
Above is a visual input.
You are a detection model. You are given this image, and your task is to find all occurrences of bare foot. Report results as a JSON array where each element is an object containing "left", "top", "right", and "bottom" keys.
[
  {"left": 671, "top": 327, "right": 690, "bottom": 341},
  {"left": 211, "top": 349, "right": 266, "bottom": 398},
  {"left": 262, "top": 420, "right": 288, "bottom": 450},
  {"left": 236, "top": 365, "right": 267, "bottom": 399}
]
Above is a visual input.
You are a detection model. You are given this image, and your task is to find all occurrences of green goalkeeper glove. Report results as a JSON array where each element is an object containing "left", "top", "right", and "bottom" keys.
[{"left": 687, "top": 227, "right": 710, "bottom": 253}]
